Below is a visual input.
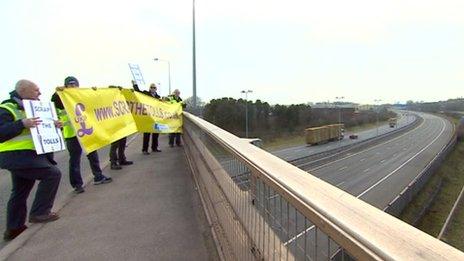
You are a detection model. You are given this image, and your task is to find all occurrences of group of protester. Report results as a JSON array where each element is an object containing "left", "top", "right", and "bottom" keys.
[
  {"left": 133, "top": 81, "right": 185, "bottom": 149},
  {"left": 0, "top": 77, "right": 185, "bottom": 241}
]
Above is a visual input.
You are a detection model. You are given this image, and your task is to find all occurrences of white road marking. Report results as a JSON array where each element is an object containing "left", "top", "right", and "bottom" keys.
[
  {"left": 363, "top": 168, "right": 370, "bottom": 173},
  {"left": 338, "top": 166, "right": 348, "bottom": 171},
  {"left": 357, "top": 118, "right": 446, "bottom": 198},
  {"left": 336, "top": 181, "right": 345, "bottom": 186},
  {"left": 360, "top": 158, "right": 366, "bottom": 162},
  {"left": 380, "top": 159, "right": 386, "bottom": 164}
]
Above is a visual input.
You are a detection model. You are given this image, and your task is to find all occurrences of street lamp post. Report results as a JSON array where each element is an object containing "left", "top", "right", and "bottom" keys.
[
  {"left": 154, "top": 58, "right": 171, "bottom": 95},
  {"left": 192, "top": 0, "right": 197, "bottom": 108},
  {"left": 335, "top": 96, "right": 344, "bottom": 145},
  {"left": 374, "top": 99, "right": 382, "bottom": 136},
  {"left": 241, "top": 90, "right": 253, "bottom": 138}
]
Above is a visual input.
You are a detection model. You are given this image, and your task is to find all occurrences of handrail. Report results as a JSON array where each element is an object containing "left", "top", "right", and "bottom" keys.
[{"left": 184, "top": 112, "right": 464, "bottom": 260}]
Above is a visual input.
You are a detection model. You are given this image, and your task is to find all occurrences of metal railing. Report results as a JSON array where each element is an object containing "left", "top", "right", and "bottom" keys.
[{"left": 182, "top": 112, "right": 464, "bottom": 260}]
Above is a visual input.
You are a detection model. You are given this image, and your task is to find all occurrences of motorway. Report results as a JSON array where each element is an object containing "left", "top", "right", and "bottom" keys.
[
  {"left": 304, "top": 112, "right": 453, "bottom": 209},
  {"left": 272, "top": 111, "right": 415, "bottom": 162}
]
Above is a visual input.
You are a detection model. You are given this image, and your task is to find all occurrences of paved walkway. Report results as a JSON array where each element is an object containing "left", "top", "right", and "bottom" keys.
[{"left": 1, "top": 135, "right": 218, "bottom": 260}]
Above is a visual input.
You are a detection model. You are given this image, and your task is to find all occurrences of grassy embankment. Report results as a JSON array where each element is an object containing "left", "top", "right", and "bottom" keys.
[{"left": 399, "top": 116, "right": 464, "bottom": 251}]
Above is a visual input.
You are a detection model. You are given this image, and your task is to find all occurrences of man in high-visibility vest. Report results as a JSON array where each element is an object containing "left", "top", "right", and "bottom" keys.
[
  {"left": 166, "top": 89, "right": 185, "bottom": 147},
  {"left": 51, "top": 76, "right": 112, "bottom": 194},
  {"left": 1, "top": 80, "right": 62, "bottom": 241}
]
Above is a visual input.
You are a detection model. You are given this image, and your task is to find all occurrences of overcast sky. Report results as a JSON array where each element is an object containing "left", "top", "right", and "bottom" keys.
[{"left": 0, "top": 0, "right": 463, "bottom": 105}]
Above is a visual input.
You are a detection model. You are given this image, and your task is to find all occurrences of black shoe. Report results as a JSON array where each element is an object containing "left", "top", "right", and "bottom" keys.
[
  {"left": 176, "top": 144, "right": 183, "bottom": 147},
  {"left": 3, "top": 225, "right": 27, "bottom": 241},
  {"left": 74, "top": 186, "right": 85, "bottom": 194},
  {"left": 142, "top": 151, "right": 150, "bottom": 155},
  {"left": 152, "top": 149, "right": 162, "bottom": 152},
  {"left": 169, "top": 144, "right": 174, "bottom": 148},
  {"left": 110, "top": 163, "right": 122, "bottom": 170},
  {"left": 29, "top": 213, "right": 60, "bottom": 223},
  {"left": 94, "top": 176, "right": 113, "bottom": 185},
  {"left": 119, "top": 160, "right": 133, "bottom": 165}
]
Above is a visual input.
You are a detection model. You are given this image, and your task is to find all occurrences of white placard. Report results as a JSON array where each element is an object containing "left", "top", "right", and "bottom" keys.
[
  {"left": 128, "top": 63, "right": 145, "bottom": 86},
  {"left": 23, "top": 100, "right": 66, "bottom": 154}
]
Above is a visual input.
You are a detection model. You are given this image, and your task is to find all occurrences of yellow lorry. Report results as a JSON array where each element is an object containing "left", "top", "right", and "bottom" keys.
[{"left": 305, "top": 124, "right": 344, "bottom": 145}]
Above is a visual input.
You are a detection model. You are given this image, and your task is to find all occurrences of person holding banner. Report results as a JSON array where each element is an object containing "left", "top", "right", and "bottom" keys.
[
  {"left": 106, "top": 86, "right": 134, "bottom": 169},
  {"left": 1, "top": 80, "right": 62, "bottom": 241},
  {"left": 51, "top": 76, "right": 112, "bottom": 194},
  {"left": 132, "top": 81, "right": 162, "bottom": 154},
  {"left": 109, "top": 137, "right": 133, "bottom": 170},
  {"left": 166, "top": 89, "right": 186, "bottom": 147}
]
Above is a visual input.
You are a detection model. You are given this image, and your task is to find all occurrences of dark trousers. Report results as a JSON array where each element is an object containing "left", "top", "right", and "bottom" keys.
[
  {"left": 66, "top": 137, "right": 103, "bottom": 187},
  {"left": 7, "top": 167, "right": 61, "bottom": 229},
  {"left": 142, "top": 133, "right": 159, "bottom": 152},
  {"left": 110, "top": 137, "right": 127, "bottom": 164},
  {"left": 169, "top": 133, "right": 182, "bottom": 146}
]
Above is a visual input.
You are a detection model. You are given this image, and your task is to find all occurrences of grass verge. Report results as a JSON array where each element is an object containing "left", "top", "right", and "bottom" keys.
[
  {"left": 262, "top": 133, "right": 305, "bottom": 151},
  {"left": 399, "top": 174, "right": 442, "bottom": 225},
  {"left": 442, "top": 193, "right": 464, "bottom": 250},
  {"left": 346, "top": 120, "right": 388, "bottom": 133}
]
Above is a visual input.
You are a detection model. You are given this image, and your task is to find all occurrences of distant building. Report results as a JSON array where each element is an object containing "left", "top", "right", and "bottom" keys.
[{"left": 312, "top": 102, "right": 357, "bottom": 109}]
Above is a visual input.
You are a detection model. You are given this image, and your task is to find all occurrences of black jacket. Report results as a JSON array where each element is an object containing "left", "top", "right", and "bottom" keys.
[
  {"left": 51, "top": 92, "right": 65, "bottom": 110},
  {"left": 132, "top": 83, "right": 161, "bottom": 99},
  {"left": 0, "top": 91, "right": 57, "bottom": 170}
]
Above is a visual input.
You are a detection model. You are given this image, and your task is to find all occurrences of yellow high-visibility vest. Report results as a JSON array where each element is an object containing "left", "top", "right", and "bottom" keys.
[
  {"left": 167, "top": 95, "right": 184, "bottom": 105},
  {"left": 0, "top": 103, "right": 35, "bottom": 152},
  {"left": 57, "top": 109, "right": 76, "bottom": 139}
]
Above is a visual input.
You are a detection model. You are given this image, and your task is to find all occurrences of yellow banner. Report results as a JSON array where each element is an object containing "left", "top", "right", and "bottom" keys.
[
  {"left": 57, "top": 88, "right": 183, "bottom": 153},
  {"left": 121, "top": 89, "right": 183, "bottom": 133}
]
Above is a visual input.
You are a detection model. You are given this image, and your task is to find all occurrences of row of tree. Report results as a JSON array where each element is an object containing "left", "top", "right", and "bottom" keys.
[
  {"left": 406, "top": 98, "right": 464, "bottom": 113},
  {"left": 201, "top": 98, "right": 395, "bottom": 141}
]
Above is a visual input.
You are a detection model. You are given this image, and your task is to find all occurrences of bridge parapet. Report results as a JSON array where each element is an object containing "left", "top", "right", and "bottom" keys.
[{"left": 183, "top": 112, "right": 464, "bottom": 260}]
